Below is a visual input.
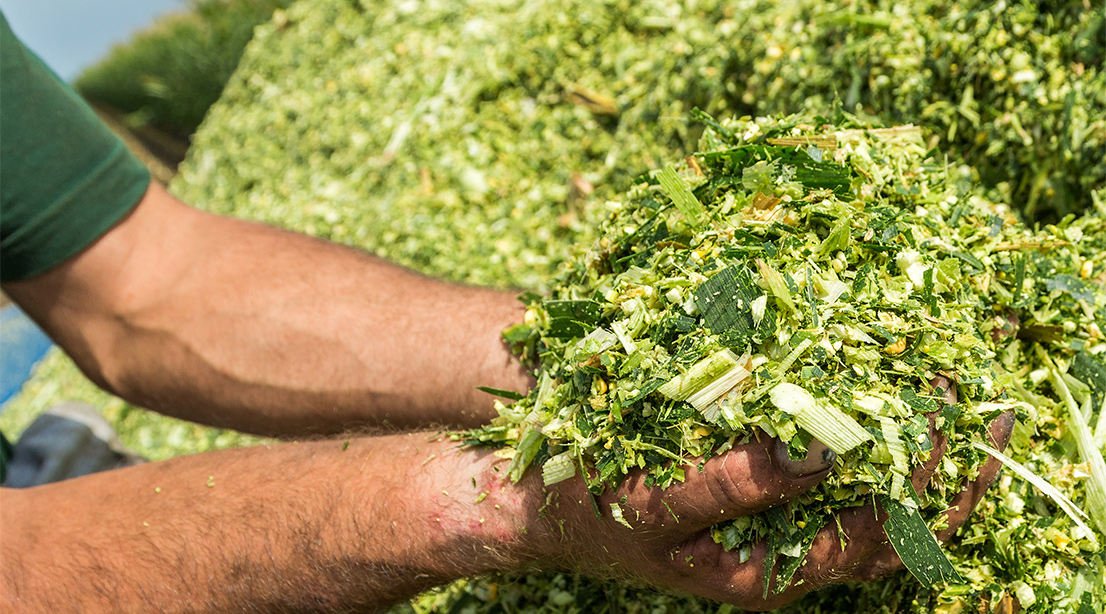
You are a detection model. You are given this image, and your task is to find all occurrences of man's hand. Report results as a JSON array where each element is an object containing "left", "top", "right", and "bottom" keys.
[
  {"left": 517, "top": 434, "right": 835, "bottom": 586},
  {"left": 1, "top": 408, "right": 1013, "bottom": 612},
  {"left": 503, "top": 411, "right": 1014, "bottom": 610}
]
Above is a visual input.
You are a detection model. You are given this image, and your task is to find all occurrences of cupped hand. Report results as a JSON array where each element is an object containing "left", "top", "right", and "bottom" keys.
[{"left": 510, "top": 405, "right": 1015, "bottom": 610}]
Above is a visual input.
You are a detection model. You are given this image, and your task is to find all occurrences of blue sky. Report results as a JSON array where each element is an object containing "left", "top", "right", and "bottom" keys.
[{"left": 2, "top": 0, "right": 186, "bottom": 81}]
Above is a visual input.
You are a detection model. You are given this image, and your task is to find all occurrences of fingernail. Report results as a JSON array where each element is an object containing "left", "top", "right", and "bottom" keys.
[
  {"left": 773, "top": 438, "right": 837, "bottom": 477},
  {"left": 929, "top": 375, "right": 958, "bottom": 405},
  {"left": 990, "top": 310, "right": 1020, "bottom": 342},
  {"left": 990, "top": 410, "right": 1016, "bottom": 450}
]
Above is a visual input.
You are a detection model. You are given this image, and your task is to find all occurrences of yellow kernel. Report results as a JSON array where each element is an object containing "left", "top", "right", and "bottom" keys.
[{"left": 884, "top": 338, "right": 909, "bottom": 355}]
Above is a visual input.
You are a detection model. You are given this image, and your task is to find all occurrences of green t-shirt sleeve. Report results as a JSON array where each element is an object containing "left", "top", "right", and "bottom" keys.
[{"left": 1, "top": 13, "right": 151, "bottom": 282}]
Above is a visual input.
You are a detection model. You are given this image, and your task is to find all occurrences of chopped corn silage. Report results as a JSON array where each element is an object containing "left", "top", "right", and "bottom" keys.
[
  {"left": 458, "top": 114, "right": 1105, "bottom": 612},
  {"left": 170, "top": 0, "right": 1105, "bottom": 295}
]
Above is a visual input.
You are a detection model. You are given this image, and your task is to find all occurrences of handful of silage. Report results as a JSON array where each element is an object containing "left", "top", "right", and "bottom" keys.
[{"left": 464, "top": 114, "right": 1106, "bottom": 604}]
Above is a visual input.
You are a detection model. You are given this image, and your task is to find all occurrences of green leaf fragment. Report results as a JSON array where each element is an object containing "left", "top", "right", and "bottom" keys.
[
  {"left": 773, "top": 515, "right": 828, "bottom": 594},
  {"left": 818, "top": 215, "right": 852, "bottom": 255},
  {"left": 542, "top": 451, "right": 576, "bottom": 486},
  {"left": 1044, "top": 274, "right": 1095, "bottom": 302},
  {"left": 475, "top": 386, "right": 526, "bottom": 401},
  {"left": 694, "top": 265, "right": 775, "bottom": 343},
  {"left": 755, "top": 258, "right": 798, "bottom": 315},
  {"left": 657, "top": 165, "right": 707, "bottom": 229},
  {"left": 878, "top": 493, "right": 965, "bottom": 587},
  {"left": 545, "top": 300, "right": 602, "bottom": 339}
]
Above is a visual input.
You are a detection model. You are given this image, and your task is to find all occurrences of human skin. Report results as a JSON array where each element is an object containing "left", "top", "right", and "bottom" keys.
[
  {"left": 0, "top": 183, "right": 1013, "bottom": 610},
  {"left": 4, "top": 183, "right": 533, "bottom": 435},
  {"left": 0, "top": 417, "right": 1012, "bottom": 612}
]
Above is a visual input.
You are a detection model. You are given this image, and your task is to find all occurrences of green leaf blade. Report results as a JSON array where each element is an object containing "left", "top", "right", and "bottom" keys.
[
  {"left": 878, "top": 494, "right": 964, "bottom": 588},
  {"left": 657, "top": 164, "right": 707, "bottom": 229}
]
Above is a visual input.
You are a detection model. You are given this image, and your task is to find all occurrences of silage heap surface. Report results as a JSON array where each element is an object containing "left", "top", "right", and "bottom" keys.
[
  {"left": 173, "top": 0, "right": 1105, "bottom": 293},
  {"left": 157, "top": 0, "right": 1106, "bottom": 611}
]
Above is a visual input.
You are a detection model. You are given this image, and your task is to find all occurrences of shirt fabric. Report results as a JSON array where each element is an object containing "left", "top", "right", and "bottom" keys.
[
  {"left": 1, "top": 12, "right": 152, "bottom": 480},
  {"left": 1, "top": 11, "right": 151, "bottom": 282}
]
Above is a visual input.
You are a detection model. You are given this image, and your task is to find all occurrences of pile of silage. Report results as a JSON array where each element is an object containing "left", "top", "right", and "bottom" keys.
[
  {"left": 171, "top": 0, "right": 1105, "bottom": 293},
  {"left": 452, "top": 114, "right": 1105, "bottom": 613},
  {"left": 160, "top": 3, "right": 1104, "bottom": 604}
]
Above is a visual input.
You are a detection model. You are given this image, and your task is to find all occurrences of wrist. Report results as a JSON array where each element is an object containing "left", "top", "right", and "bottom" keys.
[
  {"left": 457, "top": 296, "right": 535, "bottom": 426},
  {"left": 352, "top": 435, "right": 542, "bottom": 583},
  {"left": 430, "top": 438, "right": 544, "bottom": 572}
]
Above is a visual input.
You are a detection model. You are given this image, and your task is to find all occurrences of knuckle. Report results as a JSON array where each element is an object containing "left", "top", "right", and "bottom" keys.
[
  {"left": 704, "top": 460, "right": 768, "bottom": 511},
  {"left": 800, "top": 560, "right": 857, "bottom": 589}
]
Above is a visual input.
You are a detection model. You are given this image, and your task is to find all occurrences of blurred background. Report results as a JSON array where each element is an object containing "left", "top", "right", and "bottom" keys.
[{"left": 2, "top": 0, "right": 185, "bottom": 81}]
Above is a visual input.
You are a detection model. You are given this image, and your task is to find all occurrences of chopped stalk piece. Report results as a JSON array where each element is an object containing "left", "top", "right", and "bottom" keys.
[
  {"left": 770, "top": 383, "right": 871, "bottom": 454},
  {"left": 880, "top": 416, "right": 910, "bottom": 501},
  {"left": 658, "top": 349, "right": 740, "bottom": 402},
  {"left": 611, "top": 320, "right": 638, "bottom": 355},
  {"left": 775, "top": 337, "right": 813, "bottom": 377},
  {"left": 508, "top": 429, "right": 546, "bottom": 483},
  {"left": 542, "top": 452, "right": 577, "bottom": 486},
  {"left": 687, "top": 357, "right": 752, "bottom": 412}
]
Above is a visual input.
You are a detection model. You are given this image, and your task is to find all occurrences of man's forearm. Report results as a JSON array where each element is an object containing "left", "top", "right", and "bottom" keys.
[
  {"left": 4, "top": 184, "right": 533, "bottom": 435},
  {"left": 0, "top": 435, "right": 532, "bottom": 612}
]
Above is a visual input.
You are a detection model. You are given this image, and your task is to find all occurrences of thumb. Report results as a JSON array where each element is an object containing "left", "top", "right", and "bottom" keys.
[{"left": 613, "top": 434, "right": 835, "bottom": 537}]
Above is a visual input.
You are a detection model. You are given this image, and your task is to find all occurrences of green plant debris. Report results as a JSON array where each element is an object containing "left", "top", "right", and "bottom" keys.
[
  {"left": 474, "top": 386, "right": 525, "bottom": 401},
  {"left": 462, "top": 114, "right": 1106, "bottom": 612},
  {"left": 658, "top": 165, "right": 708, "bottom": 230},
  {"left": 879, "top": 493, "right": 965, "bottom": 587},
  {"left": 171, "top": 0, "right": 1105, "bottom": 296},
  {"left": 770, "top": 383, "right": 871, "bottom": 456},
  {"left": 970, "top": 440, "right": 1092, "bottom": 538}
]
